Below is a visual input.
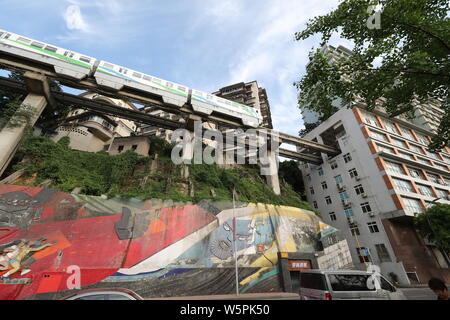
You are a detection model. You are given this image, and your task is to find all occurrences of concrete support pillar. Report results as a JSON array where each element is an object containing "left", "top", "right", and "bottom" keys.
[
  {"left": 262, "top": 149, "right": 281, "bottom": 195},
  {"left": 0, "top": 93, "right": 47, "bottom": 177}
]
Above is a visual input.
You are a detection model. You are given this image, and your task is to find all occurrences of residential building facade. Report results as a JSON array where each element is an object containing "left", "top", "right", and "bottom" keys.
[
  {"left": 299, "top": 106, "right": 450, "bottom": 285},
  {"left": 213, "top": 80, "right": 273, "bottom": 129},
  {"left": 51, "top": 92, "right": 138, "bottom": 152}
]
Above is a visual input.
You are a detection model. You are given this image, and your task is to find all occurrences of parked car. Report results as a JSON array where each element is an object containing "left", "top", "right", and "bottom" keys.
[
  {"left": 60, "top": 288, "right": 143, "bottom": 300},
  {"left": 299, "top": 270, "right": 406, "bottom": 300}
]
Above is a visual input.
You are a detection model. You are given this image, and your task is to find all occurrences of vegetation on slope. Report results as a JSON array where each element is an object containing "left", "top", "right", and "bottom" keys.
[{"left": 8, "top": 134, "right": 317, "bottom": 213}]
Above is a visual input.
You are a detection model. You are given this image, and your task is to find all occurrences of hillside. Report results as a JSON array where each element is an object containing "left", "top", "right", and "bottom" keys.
[{"left": 4, "top": 133, "right": 317, "bottom": 213}]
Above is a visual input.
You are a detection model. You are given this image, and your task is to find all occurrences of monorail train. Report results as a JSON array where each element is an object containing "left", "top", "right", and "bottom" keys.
[{"left": 0, "top": 30, "right": 263, "bottom": 128}]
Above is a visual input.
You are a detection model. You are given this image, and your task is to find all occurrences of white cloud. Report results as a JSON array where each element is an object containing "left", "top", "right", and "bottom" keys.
[{"left": 64, "top": 5, "right": 89, "bottom": 32}]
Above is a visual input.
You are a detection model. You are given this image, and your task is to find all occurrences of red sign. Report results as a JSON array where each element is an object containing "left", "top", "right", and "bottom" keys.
[{"left": 288, "top": 259, "right": 312, "bottom": 271}]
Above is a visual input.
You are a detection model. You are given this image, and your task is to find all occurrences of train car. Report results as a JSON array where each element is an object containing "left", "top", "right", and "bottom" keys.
[
  {"left": 0, "top": 30, "right": 96, "bottom": 80},
  {"left": 191, "top": 89, "right": 263, "bottom": 127},
  {"left": 93, "top": 61, "right": 189, "bottom": 108}
]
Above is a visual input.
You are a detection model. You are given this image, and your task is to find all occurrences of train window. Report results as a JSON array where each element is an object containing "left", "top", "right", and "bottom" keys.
[
  {"left": 153, "top": 78, "right": 162, "bottom": 83},
  {"left": 177, "top": 86, "right": 186, "bottom": 92},
  {"left": 132, "top": 72, "right": 142, "bottom": 78},
  {"left": 18, "top": 37, "right": 31, "bottom": 44},
  {"left": 45, "top": 45, "right": 57, "bottom": 53},
  {"left": 0, "top": 32, "right": 4, "bottom": 37},
  {"left": 224, "top": 100, "right": 231, "bottom": 105},
  {"left": 119, "top": 68, "right": 128, "bottom": 74},
  {"left": 103, "top": 62, "right": 114, "bottom": 69},
  {"left": 206, "top": 94, "right": 213, "bottom": 100},
  {"left": 64, "top": 51, "right": 74, "bottom": 58},
  {"left": 143, "top": 75, "right": 152, "bottom": 81},
  {"left": 79, "top": 56, "right": 91, "bottom": 63},
  {"left": 166, "top": 82, "right": 173, "bottom": 88},
  {"left": 31, "top": 41, "right": 45, "bottom": 49},
  {"left": 4, "top": 33, "right": 11, "bottom": 39},
  {"left": 194, "top": 91, "right": 202, "bottom": 96}
]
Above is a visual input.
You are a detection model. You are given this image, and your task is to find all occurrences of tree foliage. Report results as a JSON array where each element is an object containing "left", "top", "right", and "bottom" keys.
[
  {"left": 414, "top": 203, "right": 450, "bottom": 254},
  {"left": 0, "top": 71, "right": 68, "bottom": 132},
  {"left": 295, "top": 0, "right": 450, "bottom": 150}
]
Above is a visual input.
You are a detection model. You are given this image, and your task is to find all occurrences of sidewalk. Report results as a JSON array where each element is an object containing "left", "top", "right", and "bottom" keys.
[{"left": 146, "top": 292, "right": 300, "bottom": 300}]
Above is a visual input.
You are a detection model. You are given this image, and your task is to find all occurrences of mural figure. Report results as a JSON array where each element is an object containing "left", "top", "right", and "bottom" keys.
[{"left": 0, "top": 239, "right": 55, "bottom": 280}]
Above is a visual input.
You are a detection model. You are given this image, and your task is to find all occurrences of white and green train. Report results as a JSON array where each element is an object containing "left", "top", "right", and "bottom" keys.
[{"left": 0, "top": 30, "right": 262, "bottom": 128}]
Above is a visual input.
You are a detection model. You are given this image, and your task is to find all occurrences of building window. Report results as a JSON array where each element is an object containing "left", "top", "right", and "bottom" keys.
[
  {"left": 131, "top": 145, "right": 138, "bottom": 151},
  {"left": 357, "top": 247, "right": 371, "bottom": 263},
  {"left": 416, "top": 133, "right": 429, "bottom": 145},
  {"left": 403, "top": 197, "right": 424, "bottom": 215},
  {"left": 330, "top": 161, "right": 338, "bottom": 170},
  {"left": 343, "top": 153, "right": 352, "bottom": 163},
  {"left": 409, "top": 144, "right": 424, "bottom": 154},
  {"left": 325, "top": 196, "right": 332, "bottom": 205},
  {"left": 435, "top": 189, "right": 449, "bottom": 199},
  {"left": 313, "top": 201, "right": 318, "bottom": 209},
  {"left": 375, "top": 244, "right": 392, "bottom": 262},
  {"left": 310, "top": 187, "right": 315, "bottom": 195},
  {"left": 350, "top": 224, "right": 360, "bottom": 237},
  {"left": 369, "top": 130, "right": 387, "bottom": 142},
  {"left": 344, "top": 209, "right": 354, "bottom": 217},
  {"left": 339, "top": 191, "right": 349, "bottom": 199},
  {"left": 334, "top": 175, "right": 343, "bottom": 184},
  {"left": 392, "top": 178, "right": 414, "bottom": 193},
  {"left": 426, "top": 172, "right": 441, "bottom": 184},
  {"left": 391, "top": 138, "right": 407, "bottom": 149},
  {"left": 408, "top": 167, "right": 425, "bottom": 180},
  {"left": 360, "top": 202, "right": 372, "bottom": 214},
  {"left": 400, "top": 127, "right": 414, "bottom": 140},
  {"left": 321, "top": 181, "right": 328, "bottom": 190},
  {"left": 385, "top": 161, "right": 405, "bottom": 175},
  {"left": 368, "top": 222, "right": 379, "bottom": 233},
  {"left": 329, "top": 212, "right": 337, "bottom": 221},
  {"left": 363, "top": 114, "right": 381, "bottom": 127},
  {"left": 354, "top": 184, "right": 365, "bottom": 195},
  {"left": 348, "top": 168, "right": 358, "bottom": 178},
  {"left": 377, "top": 144, "right": 394, "bottom": 154},
  {"left": 383, "top": 120, "right": 399, "bottom": 134},
  {"left": 306, "top": 174, "right": 311, "bottom": 182},
  {"left": 416, "top": 184, "right": 434, "bottom": 197},
  {"left": 117, "top": 145, "right": 124, "bottom": 153},
  {"left": 318, "top": 167, "right": 324, "bottom": 176}
]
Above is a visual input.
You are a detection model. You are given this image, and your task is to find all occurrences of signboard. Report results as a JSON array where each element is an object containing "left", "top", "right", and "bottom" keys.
[{"left": 288, "top": 259, "right": 312, "bottom": 271}]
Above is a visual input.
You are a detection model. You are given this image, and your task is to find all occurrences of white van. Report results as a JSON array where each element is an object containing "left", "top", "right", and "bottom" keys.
[{"left": 299, "top": 270, "right": 406, "bottom": 300}]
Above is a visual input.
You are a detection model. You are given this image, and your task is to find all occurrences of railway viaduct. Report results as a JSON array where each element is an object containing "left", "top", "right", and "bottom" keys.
[{"left": 0, "top": 53, "right": 340, "bottom": 195}]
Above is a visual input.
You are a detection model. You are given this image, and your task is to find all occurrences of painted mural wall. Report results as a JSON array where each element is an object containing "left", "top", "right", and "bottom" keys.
[{"left": 0, "top": 184, "right": 352, "bottom": 300}]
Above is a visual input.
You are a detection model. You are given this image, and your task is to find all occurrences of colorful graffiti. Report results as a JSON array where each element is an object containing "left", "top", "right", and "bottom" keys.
[{"left": 0, "top": 184, "right": 352, "bottom": 300}]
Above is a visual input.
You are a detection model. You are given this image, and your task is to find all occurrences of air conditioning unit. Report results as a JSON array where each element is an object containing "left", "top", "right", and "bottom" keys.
[
  {"left": 361, "top": 193, "right": 368, "bottom": 198},
  {"left": 337, "top": 183, "right": 346, "bottom": 191},
  {"left": 342, "top": 199, "right": 352, "bottom": 207},
  {"left": 355, "top": 176, "right": 361, "bottom": 181},
  {"left": 368, "top": 211, "right": 376, "bottom": 217},
  {"left": 347, "top": 216, "right": 354, "bottom": 224}
]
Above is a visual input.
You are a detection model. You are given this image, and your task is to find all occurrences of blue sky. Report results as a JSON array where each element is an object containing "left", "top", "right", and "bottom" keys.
[{"left": 0, "top": 0, "right": 351, "bottom": 136}]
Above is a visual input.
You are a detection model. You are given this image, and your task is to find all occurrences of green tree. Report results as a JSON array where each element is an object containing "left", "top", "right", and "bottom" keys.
[
  {"left": 278, "top": 160, "right": 305, "bottom": 195},
  {"left": 295, "top": 0, "right": 449, "bottom": 151},
  {"left": 414, "top": 203, "right": 450, "bottom": 255},
  {"left": 0, "top": 71, "right": 68, "bottom": 132}
]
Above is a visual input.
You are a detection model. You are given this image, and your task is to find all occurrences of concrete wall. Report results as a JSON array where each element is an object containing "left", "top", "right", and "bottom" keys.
[{"left": 108, "top": 136, "right": 151, "bottom": 156}]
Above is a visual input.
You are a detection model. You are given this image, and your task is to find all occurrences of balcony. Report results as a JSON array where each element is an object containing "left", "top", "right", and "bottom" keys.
[{"left": 79, "top": 115, "right": 115, "bottom": 141}]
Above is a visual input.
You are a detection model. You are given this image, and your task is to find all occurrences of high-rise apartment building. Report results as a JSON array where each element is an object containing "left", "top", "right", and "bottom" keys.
[
  {"left": 213, "top": 80, "right": 273, "bottom": 129},
  {"left": 299, "top": 105, "right": 450, "bottom": 285}
]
